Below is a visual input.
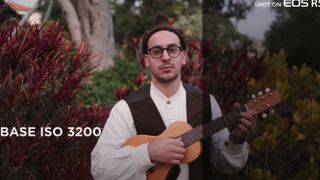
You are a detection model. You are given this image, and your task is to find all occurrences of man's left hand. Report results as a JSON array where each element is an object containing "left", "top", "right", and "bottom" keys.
[{"left": 229, "top": 103, "right": 257, "bottom": 144}]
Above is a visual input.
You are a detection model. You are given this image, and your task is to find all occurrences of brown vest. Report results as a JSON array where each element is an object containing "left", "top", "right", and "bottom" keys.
[{"left": 125, "top": 83, "right": 213, "bottom": 180}]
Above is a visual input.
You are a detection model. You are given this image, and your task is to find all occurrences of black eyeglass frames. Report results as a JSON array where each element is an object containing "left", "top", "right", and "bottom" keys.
[{"left": 147, "top": 45, "right": 182, "bottom": 59}]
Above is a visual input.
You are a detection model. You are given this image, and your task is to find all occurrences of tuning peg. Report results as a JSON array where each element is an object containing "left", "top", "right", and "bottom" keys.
[
  {"left": 258, "top": 91, "right": 263, "bottom": 96},
  {"left": 251, "top": 94, "right": 257, "bottom": 102},
  {"left": 265, "top": 88, "right": 271, "bottom": 93},
  {"left": 269, "top": 109, "right": 274, "bottom": 114},
  {"left": 262, "top": 113, "right": 268, "bottom": 118}
]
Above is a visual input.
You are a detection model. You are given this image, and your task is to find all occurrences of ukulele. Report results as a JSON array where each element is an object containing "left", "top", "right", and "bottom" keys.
[{"left": 123, "top": 89, "right": 281, "bottom": 180}]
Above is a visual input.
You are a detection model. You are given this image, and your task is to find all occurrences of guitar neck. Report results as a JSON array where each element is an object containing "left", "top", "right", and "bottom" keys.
[{"left": 179, "top": 105, "right": 248, "bottom": 147}]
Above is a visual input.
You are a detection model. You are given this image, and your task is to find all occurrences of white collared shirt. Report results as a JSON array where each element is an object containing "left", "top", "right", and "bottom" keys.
[{"left": 91, "top": 82, "right": 249, "bottom": 180}]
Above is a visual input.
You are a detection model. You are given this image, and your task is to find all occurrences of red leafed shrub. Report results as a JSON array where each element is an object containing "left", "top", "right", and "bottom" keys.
[
  {"left": 0, "top": 22, "right": 110, "bottom": 179},
  {"left": 179, "top": 37, "right": 267, "bottom": 112},
  {"left": 200, "top": 41, "right": 267, "bottom": 111}
]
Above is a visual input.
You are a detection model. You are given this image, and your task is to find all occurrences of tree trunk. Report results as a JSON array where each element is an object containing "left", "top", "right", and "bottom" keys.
[
  {"left": 77, "top": 0, "right": 115, "bottom": 71},
  {"left": 57, "top": 0, "right": 81, "bottom": 43}
]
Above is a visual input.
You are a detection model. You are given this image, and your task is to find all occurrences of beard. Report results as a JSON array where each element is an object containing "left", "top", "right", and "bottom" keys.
[
  {"left": 152, "top": 63, "right": 179, "bottom": 83},
  {"left": 153, "top": 72, "right": 178, "bottom": 83}
]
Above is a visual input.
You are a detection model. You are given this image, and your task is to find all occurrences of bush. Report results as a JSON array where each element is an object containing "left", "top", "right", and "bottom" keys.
[
  {"left": 78, "top": 57, "right": 143, "bottom": 105},
  {"left": 202, "top": 47, "right": 320, "bottom": 179},
  {"left": 0, "top": 22, "right": 110, "bottom": 179},
  {"left": 246, "top": 50, "right": 320, "bottom": 179}
]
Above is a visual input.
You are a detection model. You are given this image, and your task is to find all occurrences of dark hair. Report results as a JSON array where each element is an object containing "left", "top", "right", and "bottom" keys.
[{"left": 141, "top": 15, "right": 186, "bottom": 55}]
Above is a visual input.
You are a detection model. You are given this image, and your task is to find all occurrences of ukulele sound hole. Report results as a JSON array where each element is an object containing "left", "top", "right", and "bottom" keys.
[{"left": 148, "top": 167, "right": 155, "bottom": 173}]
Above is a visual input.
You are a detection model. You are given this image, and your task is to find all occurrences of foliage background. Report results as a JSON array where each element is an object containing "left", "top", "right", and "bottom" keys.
[
  {"left": 1, "top": 0, "right": 320, "bottom": 179},
  {"left": 0, "top": 22, "right": 110, "bottom": 179}
]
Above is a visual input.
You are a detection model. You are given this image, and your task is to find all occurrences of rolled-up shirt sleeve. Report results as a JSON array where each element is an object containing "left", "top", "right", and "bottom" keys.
[
  {"left": 91, "top": 100, "right": 154, "bottom": 180},
  {"left": 209, "top": 95, "right": 250, "bottom": 173}
]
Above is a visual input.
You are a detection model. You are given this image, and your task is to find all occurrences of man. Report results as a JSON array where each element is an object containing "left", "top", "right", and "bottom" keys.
[{"left": 91, "top": 16, "right": 256, "bottom": 180}]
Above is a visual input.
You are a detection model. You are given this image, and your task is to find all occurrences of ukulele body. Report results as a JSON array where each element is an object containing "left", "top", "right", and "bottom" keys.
[{"left": 123, "top": 121, "right": 201, "bottom": 180}]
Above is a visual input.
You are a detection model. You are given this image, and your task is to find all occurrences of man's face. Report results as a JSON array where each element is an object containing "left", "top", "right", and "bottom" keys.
[{"left": 144, "top": 30, "right": 186, "bottom": 83}]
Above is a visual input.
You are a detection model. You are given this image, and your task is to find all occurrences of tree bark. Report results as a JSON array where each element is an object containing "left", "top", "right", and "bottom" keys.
[
  {"left": 57, "top": 0, "right": 81, "bottom": 43},
  {"left": 77, "top": 0, "right": 115, "bottom": 70}
]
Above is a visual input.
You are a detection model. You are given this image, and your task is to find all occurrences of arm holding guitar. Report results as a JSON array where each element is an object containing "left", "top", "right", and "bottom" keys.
[{"left": 209, "top": 94, "right": 251, "bottom": 172}]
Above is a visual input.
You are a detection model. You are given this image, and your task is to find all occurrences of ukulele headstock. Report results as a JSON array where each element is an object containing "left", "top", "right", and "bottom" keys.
[{"left": 246, "top": 88, "right": 281, "bottom": 117}]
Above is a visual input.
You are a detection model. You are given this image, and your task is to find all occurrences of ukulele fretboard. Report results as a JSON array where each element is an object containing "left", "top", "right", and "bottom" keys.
[{"left": 179, "top": 105, "right": 247, "bottom": 147}]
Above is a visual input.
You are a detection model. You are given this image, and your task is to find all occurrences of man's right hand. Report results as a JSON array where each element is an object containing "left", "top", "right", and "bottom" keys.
[{"left": 148, "top": 137, "right": 185, "bottom": 165}]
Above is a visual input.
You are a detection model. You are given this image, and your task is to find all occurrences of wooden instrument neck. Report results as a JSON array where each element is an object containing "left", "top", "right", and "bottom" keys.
[{"left": 178, "top": 105, "right": 247, "bottom": 147}]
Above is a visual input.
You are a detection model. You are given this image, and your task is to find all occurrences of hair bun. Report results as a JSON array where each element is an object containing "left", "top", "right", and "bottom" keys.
[
  {"left": 141, "top": 15, "right": 184, "bottom": 55},
  {"left": 154, "top": 15, "right": 174, "bottom": 26}
]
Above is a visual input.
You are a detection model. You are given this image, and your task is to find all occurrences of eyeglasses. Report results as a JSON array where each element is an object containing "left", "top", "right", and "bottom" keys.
[{"left": 147, "top": 45, "right": 182, "bottom": 59}]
